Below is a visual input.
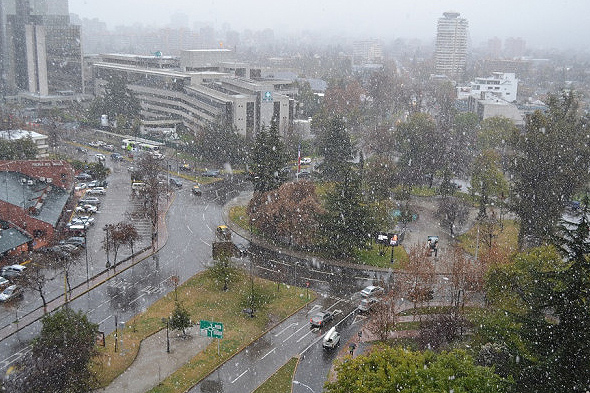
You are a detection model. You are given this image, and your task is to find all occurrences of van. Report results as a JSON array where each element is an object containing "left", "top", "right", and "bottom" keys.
[
  {"left": 132, "top": 182, "right": 145, "bottom": 190},
  {"left": 322, "top": 327, "right": 340, "bottom": 349}
]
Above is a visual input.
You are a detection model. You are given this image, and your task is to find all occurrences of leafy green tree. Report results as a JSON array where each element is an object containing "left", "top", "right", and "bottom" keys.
[
  {"left": 170, "top": 302, "right": 192, "bottom": 336},
  {"left": 395, "top": 112, "right": 443, "bottom": 188},
  {"left": 249, "top": 122, "right": 287, "bottom": 193},
  {"left": 509, "top": 91, "right": 590, "bottom": 248},
  {"left": 295, "top": 80, "right": 321, "bottom": 118},
  {"left": 446, "top": 112, "right": 480, "bottom": 176},
  {"left": 471, "top": 150, "right": 508, "bottom": 218},
  {"left": 4, "top": 308, "right": 98, "bottom": 393},
  {"left": 324, "top": 346, "right": 512, "bottom": 393},
  {"left": 318, "top": 169, "right": 375, "bottom": 259},
  {"left": 363, "top": 155, "right": 397, "bottom": 202},
  {"left": 208, "top": 248, "right": 240, "bottom": 291},
  {"left": 0, "top": 137, "right": 38, "bottom": 159},
  {"left": 195, "top": 122, "right": 247, "bottom": 167},
  {"left": 315, "top": 116, "right": 353, "bottom": 182},
  {"left": 89, "top": 73, "right": 141, "bottom": 130}
]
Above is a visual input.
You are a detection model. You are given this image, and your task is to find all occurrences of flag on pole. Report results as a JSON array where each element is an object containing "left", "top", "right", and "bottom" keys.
[{"left": 297, "top": 143, "right": 301, "bottom": 173}]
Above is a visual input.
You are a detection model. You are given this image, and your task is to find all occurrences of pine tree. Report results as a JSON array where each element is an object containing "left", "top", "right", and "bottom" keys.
[{"left": 249, "top": 122, "right": 286, "bottom": 192}]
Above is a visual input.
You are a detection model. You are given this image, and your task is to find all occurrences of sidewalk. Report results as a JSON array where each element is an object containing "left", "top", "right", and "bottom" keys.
[
  {"left": 94, "top": 326, "right": 212, "bottom": 393},
  {"left": 0, "top": 196, "right": 171, "bottom": 342}
]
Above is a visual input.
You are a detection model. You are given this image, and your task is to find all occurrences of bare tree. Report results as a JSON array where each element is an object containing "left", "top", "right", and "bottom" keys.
[
  {"left": 135, "top": 154, "right": 166, "bottom": 249},
  {"left": 401, "top": 244, "right": 435, "bottom": 318},
  {"left": 18, "top": 257, "right": 49, "bottom": 312},
  {"left": 436, "top": 196, "right": 469, "bottom": 238},
  {"left": 117, "top": 222, "right": 140, "bottom": 256},
  {"left": 367, "top": 287, "right": 402, "bottom": 341}
]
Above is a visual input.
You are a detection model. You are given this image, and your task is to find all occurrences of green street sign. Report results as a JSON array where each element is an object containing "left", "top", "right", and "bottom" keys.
[{"left": 200, "top": 320, "right": 223, "bottom": 339}]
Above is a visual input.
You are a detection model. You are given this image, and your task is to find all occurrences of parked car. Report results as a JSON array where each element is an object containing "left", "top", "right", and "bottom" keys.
[
  {"left": 75, "top": 204, "right": 98, "bottom": 214},
  {"left": 322, "top": 327, "right": 340, "bottom": 349},
  {"left": 104, "top": 144, "right": 115, "bottom": 151},
  {"left": 202, "top": 169, "right": 220, "bottom": 177},
  {"left": 111, "top": 152, "right": 124, "bottom": 161},
  {"left": 0, "top": 264, "right": 27, "bottom": 278},
  {"left": 301, "top": 157, "right": 312, "bottom": 165},
  {"left": 75, "top": 173, "right": 92, "bottom": 181},
  {"left": 310, "top": 311, "right": 333, "bottom": 328},
  {"left": 74, "top": 183, "right": 87, "bottom": 191},
  {"left": 0, "top": 276, "right": 9, "bottom": 290},
  {"left": 169, "top": 178, "right": 183, "bottom": 188},
  {"left": 87, "top": 187, "right": 106, "bottom": 195},
  {"left": 67, "top": 220, "right": 90, "bottom": 229},
  {"left": 70, "top": 216, "right": 95, "bottom": 226},
  {"left": 60, "top": 236, "right": 86, "bottom": 248},
  {"left": 192, "top": 184, "right": 202, "bottom": 196},
  {"left": 95, "top": 153, "right": 106, "bottom": 161},
  {"left": 0, "top": 285, "right": 23, "bottom": 302},
  {"left": 76, "top": 147, "right": 88, "bottom": 153},
  {"left": 78, "top": 197, "right": 100, "bottom": 206},
  {"left": 357, "top": 297, "right": 379, "bottom": 312},
  {"left": 360, "top": 285, "right": 384, "bottom": 298}
]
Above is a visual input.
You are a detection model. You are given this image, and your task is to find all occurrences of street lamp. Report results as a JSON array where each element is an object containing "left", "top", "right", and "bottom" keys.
[
  {"left": 161, "top": 317, "right": 170, "bottom": 353},
  {"left": 293, "top": 380, "right": 315, "bottom": 393}
]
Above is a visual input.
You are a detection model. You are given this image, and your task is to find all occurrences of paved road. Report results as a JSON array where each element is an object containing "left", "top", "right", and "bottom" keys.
[{"left": 189, "top": 296, "right": 357, "bottom": 393}]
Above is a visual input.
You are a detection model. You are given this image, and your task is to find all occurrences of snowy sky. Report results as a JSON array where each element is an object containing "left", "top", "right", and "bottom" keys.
[{"left": 68, "top": 0, "right": 589, "bottom": 50}]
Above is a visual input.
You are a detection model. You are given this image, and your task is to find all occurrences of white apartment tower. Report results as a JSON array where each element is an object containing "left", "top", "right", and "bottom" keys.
[{"left": 435, "top": 11, "right": 468, "bottom": 81}]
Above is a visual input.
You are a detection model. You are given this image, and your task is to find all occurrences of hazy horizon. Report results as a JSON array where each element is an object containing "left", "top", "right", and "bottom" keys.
[{"left": 69, "top": 0, "right": 589, "bottom": 51}]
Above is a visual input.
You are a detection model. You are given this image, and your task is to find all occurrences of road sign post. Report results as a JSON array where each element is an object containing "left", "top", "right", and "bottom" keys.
[{"left": 200, "top": 320, "right": 224, "bottom": 355}]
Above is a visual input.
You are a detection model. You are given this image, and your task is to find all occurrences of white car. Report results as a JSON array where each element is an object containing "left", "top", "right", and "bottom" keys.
[
  {"left": 86, "top": 187, "right": 106, "bottom": 195},
  {"left": 360, "top": 285, "right": 384, "bottom": 298},
  {"left": 0, "top": 265, "right": 27, "bottom": 278},
  {"left": 75, "top": 204, "right": 98, "bottom": 214},
  {"left": 0, "top": 285, "right": 23, "bottom": 302},
  {"left": 74, "top": 183, "right": 87, "bottom": 191},
  {"left": 95, "top": 153, "right": 106, "bottom": 161}
]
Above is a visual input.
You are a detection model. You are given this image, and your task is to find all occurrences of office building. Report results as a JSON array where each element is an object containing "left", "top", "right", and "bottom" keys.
[
  {"left": 435, "top": 11, "right": 469, "bottom": 81},
  {"left": 0, "top": 0, "right": 84, "bottom": 106},
  {"left": 91, "top": 49, "right": 297, "bottom": 138}
]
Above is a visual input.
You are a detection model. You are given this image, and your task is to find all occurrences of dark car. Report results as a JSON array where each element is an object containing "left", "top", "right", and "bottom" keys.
[
  {"left": 169, "top": 178, "right": 183, "bottom": 188},
  {"left": 192, "top": 184, "right": 202, "bottom": 196},
  {"left": 310, "top": 311, "right": 334, "bottom": 328},
  {"left": 111, "top": 153, "right": 124, "bottom": 161}
]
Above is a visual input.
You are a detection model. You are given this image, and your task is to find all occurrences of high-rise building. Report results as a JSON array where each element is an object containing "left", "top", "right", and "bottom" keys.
[
  {"left": 435, "top": 11, "right": 468, "bottom": 81},
  {"left": 0, "top": 0, "right": 83, "bottom": 98}
]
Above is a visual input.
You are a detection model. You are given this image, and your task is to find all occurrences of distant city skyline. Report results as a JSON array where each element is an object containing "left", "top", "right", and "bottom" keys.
[{"left": 68, "top": 0, "right": 590, "bottom": 51}]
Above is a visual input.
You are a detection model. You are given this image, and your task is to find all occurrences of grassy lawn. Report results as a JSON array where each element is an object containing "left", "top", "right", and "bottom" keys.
[
  {"left": 91, "top": 270, "right": 314, "bottom": 392},
  {"left": 253, "top": 357, "right": 299, "bottom": 393},
  {"left": 456, "top": 217, "right": 519, "bottom": 256},
  {"left": 355, "top": 245, "right": 408, "bottom": 268}
]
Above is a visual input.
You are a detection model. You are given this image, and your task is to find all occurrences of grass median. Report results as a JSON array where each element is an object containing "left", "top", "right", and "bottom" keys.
[{"left": 91, "top": 269, "right": 314, "bottom": 392}]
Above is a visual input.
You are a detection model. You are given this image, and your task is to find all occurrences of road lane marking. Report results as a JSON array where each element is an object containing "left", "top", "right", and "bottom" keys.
[
  {"left": 274, "top": 322, "right": 299, "bottom": 337},
  {"left": 296, "top": 330, "right": 314, "bottom": 343},
  {"left": 129, "top": 294, "right": 145, "bottom": 305},
  {"left": 311, "top": 268, "right": 334, "bottom": 275},
  {"left": 200, "top": 238, "right": 211, "bottom": 247},
  {"left": 257, "top": 266, "right": 278, "bottom": 273},
  {"left": 270, "top": 259, "right": 291, "bottom": 267},
  {"left": 231, "top": 369, "right": 248, "bottom": 383},
  {"left": 261, "top": 348, "right": 276, "bottom": 360},
  {"left": 98, "top": 315, "right": 112, "bottom": 325},
  {"left": 354, "top": 276, "right": 374, "bottom": 281},
  {"left": 186, "top": 224, "right": 194, "bottom": 234},
  {"left": 301, "top": 276, "right": 328, "bottom": 284},
  {"left": 283, "top": 323, "right": 310, "bottom": 342}
]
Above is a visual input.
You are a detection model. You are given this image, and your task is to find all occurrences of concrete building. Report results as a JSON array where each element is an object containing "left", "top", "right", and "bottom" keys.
[
  {"left": 0, "top": 160, "right": 75, "bottom": 249},
  {"left": 352, "top": 40, "right": 383, "bottom": 65},
  {"left": 0, "top": 0, "right": 85, "bottom": 111},
  {"left": 458, "top": 72, "right": 518, "bottom": 102},
  {"left": 0, "top": 129, "right": 49, "bottom": 157},
  {"left": 435, "top": 11, "right": 469, "bottom": 81},
  {"left": 91, "top": 49, "right": 297, "bottom": 138},
  {"left": 466, "top": 96, "right": 524, "bottom": 126}
]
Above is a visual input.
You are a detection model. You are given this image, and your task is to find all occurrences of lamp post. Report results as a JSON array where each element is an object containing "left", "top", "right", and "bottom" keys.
[{"left": 161, "top": 317, "right": 170, "bottom": 353}]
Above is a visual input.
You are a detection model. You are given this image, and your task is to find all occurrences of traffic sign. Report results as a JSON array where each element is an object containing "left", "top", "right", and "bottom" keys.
[{"left": 200, "top": 320, "right": 223, "bottom": 339}]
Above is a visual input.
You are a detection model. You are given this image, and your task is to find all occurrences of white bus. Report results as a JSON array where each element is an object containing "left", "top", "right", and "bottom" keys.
[{"left": 121, "top": 138, "right": 164, "bottom": 153}]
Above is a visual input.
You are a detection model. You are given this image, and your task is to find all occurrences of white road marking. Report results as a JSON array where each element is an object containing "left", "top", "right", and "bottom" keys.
[
  {"left": 296, "top": 330, "right": 314, "bottom": 343},
  {"left": 231, "top": 369, "right": 248, "bottom": 383},
  {"left": 186, "top": 224, "right": 193, "bottom": 234},
  {"left": 301, "top": 276, "right": 328, "bottom": 284},
  {"left": 311, "top": 268, "right": 334, "bottom": 275},
  {"left": 274, "top": 322, "right": 299, "bottom": 337},
  {"left": 283, "top": 323, "right": 309, "bottom": 343},
  {"left": 98, "top": 315, "right": 112, "bottom": 325},
  {"left": 261, "top": 348, "right": 276, "bottom": 360}
]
